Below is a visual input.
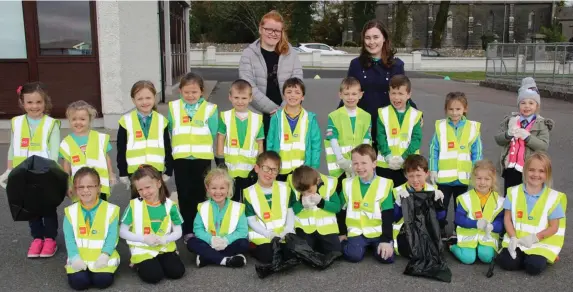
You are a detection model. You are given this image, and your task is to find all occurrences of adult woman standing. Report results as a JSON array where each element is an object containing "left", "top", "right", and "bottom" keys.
[
  {"left": 344, "top": 20, "right": 417, "bottom": 147},
  {"left": 239, "top": 10, "right": 303, "bottom": 139}
]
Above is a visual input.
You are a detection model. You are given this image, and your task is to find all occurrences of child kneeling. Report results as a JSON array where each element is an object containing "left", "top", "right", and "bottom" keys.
[{"left": 187, "top": 168, "right": 249, "bottom": 267}]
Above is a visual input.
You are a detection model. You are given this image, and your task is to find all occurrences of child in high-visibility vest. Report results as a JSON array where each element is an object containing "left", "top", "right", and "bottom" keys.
[
  {"left": 167, "top": 72, "right": 219, "bottom": 242},
  {"left": 376, "top": 75, "right": 422, "bottom": 187},
  {"left": 243, "top": 151, "right": 296, "bottom": 264},
  {"left": 288, "top": 165, "right": 342, "bottom": 259},
  {"left": 119, "top": 165, "right": 185, "bottom": 284},
  {"left": 59, "top": 101, "right": 116, "bottom": 200},
  {"left": 498, "top": 152, "right": 567, "bottom": 276},
  {"left": 494, "top": 77, "right": 553, "bottom": 195},
  {"left": 266, "top": 77, "right": 321, "bottom": 182},
  {"left": 429, "top": 92, "right": 482, "bottom": 237},
  {"left": 449, "top": 160, "right": 504, "bottom": 265},
  {"left": 186, "top": 168, "right": 249, "bottom": 268},
  {"left": 216, "top": 79, "right": 264, "bottom": 202},
  {"left": 117, "top": 80, "right": 173, "bottom": 190},
  {"left": 339, "top": 144, "right": 395, "bottom": 264},
  {"left": 392, "top": 154, "right": 445, "bottom": 257},
  {"left": 64, "top": 167, "right": 120, "bottom": 290},
  {"left": 0, "top": 82, "right": 61, "bottom": 258}
]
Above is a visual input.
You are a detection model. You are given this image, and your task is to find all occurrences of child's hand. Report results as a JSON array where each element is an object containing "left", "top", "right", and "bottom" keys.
[
  {"left": 430, "top": 171, "right": 438, "bottom": 185},
  {"left": 70, "top": 256, "right": 87, "bottom": 271},
  {"left": 143, "top": 234, "right": 161, "bottom": 246},
  {"left": 109, "top": 174, "right": 117, "bottom": 186},
  {"left": 119, "top": 176, "right": 130, "bottom": 191},
  {"left": 0, "top": 169, "right": 11, "bottom": 189}
]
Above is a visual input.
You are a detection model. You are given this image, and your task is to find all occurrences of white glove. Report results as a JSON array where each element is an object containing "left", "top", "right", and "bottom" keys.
[
  {"left": 430, "top": 171, "right": 438, "bottom": 186},
  {"left": 476, "top": 219, "right": 488, "bottom": 231},
  {"left": 396, "top": 189, "right": 410, "bottom": 207},
  {"left": 93, "top": 253, "right": 110, "bottom": 269},
  {"left": 109, "top": 175, "right": 117, "bottom": 186},
  {"left": 337, "top": 158, "right": 352, "bottom": 172},
  {"left": 377, "top": 242, "right": 394, "bottom": 260},
  {"left": 143, "top": 234, "right": 161, "bottom": 246},
  {"left": 211, "top": 236, "right": 228, "bottom": 251},
  {"left": 309, "top": 193, "right": 322, "bottom": 205},
  {"left": 434, "top": 189, "right": 444, "bottom": 202},
  {"left": 345, "top": 169, "right": 355, "bottom": 178},
  {"left": 0, "top": 169, "right": 11, "bottom": 189},
  {"left": 301, "top": 195, "right": 315, "bottom": 209},
  {"left": 517, "top": 233, "right": 539, "bottom": 248},
  {"left": 508, "top": 116, "right": 520, "bottom": 136},
  {"left": 508, "top": 236, "right": 518, "bottom": 259},
  {"left": 483, "top": 223, "right": 494, "bottom": 240},
  {"left": 162, "top": 174, "right": 171, "bottom": 182},
  {"left": 388, "top": 156, "right": 404, "bottom": 170},
  {"left": 71, "top": 256, "right": 87, "bottom": 271},
  {"left": 265, "top": 231, "right": 278, "bottom": 240},
  {"left": 279, "top": 230, "right": 291, "bottom": 240},
  {"left": 119, "top": 176, "right": 130, "bottom": 191},
  {"left": 513, "top": 128, "right": 531, "bottom": 140}
]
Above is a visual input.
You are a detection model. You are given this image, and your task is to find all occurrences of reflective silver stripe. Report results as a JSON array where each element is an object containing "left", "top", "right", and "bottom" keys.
[
  {"left": 279, "top": 110, "right": 308, "bottom": 151},
  {"left": 245, "top": 183, "right": 288, "bottom": 233},
  {"left": 227, "top": 201, "right": 242, "bottom": 232},
  {"left": 12, "top": 115, "right": 54, "bottom": 159}
]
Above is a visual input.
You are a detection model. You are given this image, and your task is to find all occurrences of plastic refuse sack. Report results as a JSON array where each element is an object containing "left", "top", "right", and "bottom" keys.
[
  {"left": 284, "top": 233, "right": 341, "bottom": 270},
  {"left": 401, "top": 191, "right": 452, "bottom": 283},
  {"left": 255, "top": 237, "right": 301, "bottom": 279},
  {"left": 6, "top": 155, "right": 68, "bottom": 221}
]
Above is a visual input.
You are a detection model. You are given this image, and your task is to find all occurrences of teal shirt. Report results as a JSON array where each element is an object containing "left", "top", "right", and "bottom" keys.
[
  {"left": 63, "top": 199, "right": 119, "bottom": 260},
  {"left": 193, "top": 199, "right": 248, "bottom": 244},
  {"left": 266, "top": 109, "right": 321, "bottom": 169},
  {"left": 8, "top": 115, "right": 61, "bottom": 162},
  {"left": 376, "top": 104, "right": 422, "bottom": 159},
  {"left": 339, "top": 176, "right": 394, "bottom": 211},
  {"left": 167, "top": 97, "right": 219, "bottom": 160},
  {"left": 137, "top": 111, "right": 152, "bottom": 139}
]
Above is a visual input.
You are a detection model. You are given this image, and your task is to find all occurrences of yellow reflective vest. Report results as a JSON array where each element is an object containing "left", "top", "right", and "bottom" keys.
[
  {"left": 198, "top": 199, "right": 245, "bottom": 237},
  {"left": 278, "top": 109, "right": 309, "bottom": 174},
  {"left": 455, "top": 190, "right": 505, "bottom": 250},
  {"left": 376, "top": 106, "right": 422, "bottom": 168},
  {"left": 11, "top": 115, "right": 58, "bottom": 168},
  {"left": 243, "top": 182, "right": 289, "bottom": 245},
  {"left": 169, "top": 99, "right": 217, "bottom": 160},
  {"left": 435, "top": 119, "right": 480, "bottom": 185},
  {"left": 221, "top": 109, "right": 262, "bottom": 178}
]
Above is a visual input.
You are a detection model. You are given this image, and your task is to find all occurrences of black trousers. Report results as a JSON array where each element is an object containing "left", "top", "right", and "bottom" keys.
[
  {"left": 396, "top": 229, "right": 411, "bottom": 258},
  {"left": 437, "top": 184, "right": 468, "bottom": 228},
  {"left": 295, "top": 228, "right": 341, "bottom": 254},
  {"left": 496, "top": 248, "right": 548, "bottom": 276},
  {"left": 29, "top": 209, "right": 58, "bottom": 240},
  {"left": 502, "top": 168, "right": 523, "bottom": 196},
  {"left": 376, "top": 167, "right": 407, "bottom": 187},
  {"left": 173, "top": 158, "right": 211, "bottom": 234},
  {"left": 336, "top": 173, "right": 347, "bottom": 235},
  {"left": 263, "top": 113, "right": 271, "bottom": 149},
  {"left": 135, "top": 252, "right": 185, "bottom": 284},
  {"left": 233, "top": 176, "right": 255, "bottom": 203}
]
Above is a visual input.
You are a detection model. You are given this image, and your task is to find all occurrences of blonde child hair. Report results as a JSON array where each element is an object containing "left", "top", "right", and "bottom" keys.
[
  {"left": 470, "top": 159, "right": 498, "bottom": 194},
  {"left": 65, "top": 100, "right": 98, "bottom": 121},
  {"left": 204, "top": 167, "right": 234, "bottom": 199},
  {"left": 522, "top": 151, "right": 553, "bottom": 188}
]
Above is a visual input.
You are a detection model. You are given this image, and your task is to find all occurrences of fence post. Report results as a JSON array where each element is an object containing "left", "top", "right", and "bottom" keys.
[
  {"left": 312, "top": 50, "right": 321, "bottom": 67},
  {"left": 412, "top": 51, "right": 422, "bottom": 70},
  {"left": 206, "top": 46, "right": 216, "bottom": 66}
]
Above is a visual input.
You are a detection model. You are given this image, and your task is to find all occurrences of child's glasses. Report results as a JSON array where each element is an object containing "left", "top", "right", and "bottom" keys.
[{"left": 260, "top": 165, "right": 279, "bottom": 175}]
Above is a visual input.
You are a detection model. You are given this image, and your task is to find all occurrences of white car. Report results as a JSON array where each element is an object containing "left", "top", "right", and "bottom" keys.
[{"left": 297, "top": 43, "right": 347, "bottom": 55}]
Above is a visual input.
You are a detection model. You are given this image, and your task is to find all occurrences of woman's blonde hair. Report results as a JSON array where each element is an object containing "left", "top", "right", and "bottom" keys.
[
  {"left": 259, "top": 10, "right": 289, "bottom": 55},
  {"left": 470, "top": 159, "right": 498, "bottom": 194},
  {"left": 66, "top": 100, "right": 98, "bottom": 122},
  {"left": 204, "top": 167, "right": 234, "bottom": 199},
  {"left": 523, "top": 151, "right": 553, "bottom": 188}
]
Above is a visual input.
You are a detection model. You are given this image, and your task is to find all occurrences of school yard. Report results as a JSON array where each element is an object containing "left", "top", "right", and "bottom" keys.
[{"left": 1, "top": 77, "right": 573, "bottom": 291}]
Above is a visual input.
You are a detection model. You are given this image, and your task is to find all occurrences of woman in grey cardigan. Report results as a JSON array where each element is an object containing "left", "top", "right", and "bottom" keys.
[{"left": 239, "top": 10, "right": 303, "bottom": 139}]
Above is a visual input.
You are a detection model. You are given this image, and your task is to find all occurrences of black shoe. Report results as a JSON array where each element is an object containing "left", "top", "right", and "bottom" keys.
[{"left": 226, "top": 254, "right": 246, "bottom": 268}]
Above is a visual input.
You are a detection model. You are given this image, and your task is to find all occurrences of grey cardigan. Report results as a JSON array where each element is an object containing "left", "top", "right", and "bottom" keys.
[{"left": 239, "top": 39, "right": 303, "bottom": 114}]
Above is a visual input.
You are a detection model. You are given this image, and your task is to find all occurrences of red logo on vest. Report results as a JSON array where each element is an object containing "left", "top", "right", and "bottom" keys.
[
  {"left": 20, "top": 138, "right": 29, "bottom": 148},
  {"left": 72, "top": 155, "right": 80, "bottom": 163},
  {"left": 79, "top": 227, "right": 87, "bottom": 235},
  {"left": 448, "top": 142, "right": 455, "bottom": 149},
  {"left": 284, "top": 134, "right": 289, "bottom": 141},
  {"left": 391, "top": 128, "right": 398, "bottom": 135},
  {"left": 182, "top": 116, "right": 190, "bottom": 123},
  {"left": 144, "top": 227, "right": 151, "bottom": 234},
  {"left": 231, "top": 139, "right": 238, "bottom": 146},
  {"left": 353, "top": 201, "right": 360, "bottom": 209},
  {"left": 474, "top": 211, "right": 483, "bottom": 219},
  {"left": 210, "top": 230, "right": 216, "bottom": 236},
  {"left": 517, "top": 210, "right": 523, "bottom": 219},
  {"left": 136, "top": 130, "right": 143, "bottom": 138},
  {"left": 263, "top": 212, "right": 271, "bottom": 220}
]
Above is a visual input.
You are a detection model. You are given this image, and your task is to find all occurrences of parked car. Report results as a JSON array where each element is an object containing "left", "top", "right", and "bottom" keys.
[
  {"left": 293, "top": 47, "right": 304, "bottom": 53},
  {"left": 411, "top": 48, "right": 441, "bottom": 57},
  {"left": 298, "top": 43, "right": 347, "bottom": 55}
]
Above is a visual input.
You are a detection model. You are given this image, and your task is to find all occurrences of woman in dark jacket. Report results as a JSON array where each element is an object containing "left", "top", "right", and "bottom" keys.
[{"left": 343, "top": 20, "right": 417, "bottom": 147}]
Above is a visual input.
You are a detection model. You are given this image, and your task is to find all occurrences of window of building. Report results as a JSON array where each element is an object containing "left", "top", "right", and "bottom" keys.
[{"left": 0, "top": 1, "right": 27, "bottom": 59}]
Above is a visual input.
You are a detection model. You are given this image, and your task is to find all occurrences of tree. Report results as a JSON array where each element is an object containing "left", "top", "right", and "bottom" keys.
[
  {"left": 352, "top": 1, "right": 377, "bottom": 42},
  {"left": 311, "top": 8, "right": 343, "bottom": 46},
  {"left": 285, "top": 1, "right": 314, "bottom": 45},
  {"left": 431, "top": 1, "right": 450, "bottom": 48}
]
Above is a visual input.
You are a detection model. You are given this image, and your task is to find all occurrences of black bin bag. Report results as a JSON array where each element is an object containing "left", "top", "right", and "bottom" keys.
[
  {"left": 6, "top": 155, "right": 68, "bottom": 221},
  {"left": 255, "top": 237, "right": 301, "bottom": 279},
  {"left": 284, "top": 233, "right": 341, "bottom": 270},
  {"left": 401, "top": 191, "right": 452, "bottom": 283}
]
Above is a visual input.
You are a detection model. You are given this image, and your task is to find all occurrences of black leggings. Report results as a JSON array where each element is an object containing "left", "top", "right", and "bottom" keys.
[
  {"left": 496, "top": 248, "right": 548, "bottom": 276},
  {"left": 173, "top": 159, "right": 211, "bottom": 234},
  {"left": 135, "top": 252, "right": 185, "bottom": 284}
]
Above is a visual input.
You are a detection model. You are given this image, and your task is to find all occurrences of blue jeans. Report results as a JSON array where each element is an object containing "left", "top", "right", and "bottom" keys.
[
  {"left": 342, "top": 235, "right": 394, "bottom": 264},
  {"left": 67, "top": 270, "right": 114, "bottom": 291}
]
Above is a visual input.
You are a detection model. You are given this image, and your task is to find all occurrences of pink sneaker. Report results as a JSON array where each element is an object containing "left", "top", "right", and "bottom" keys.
[
  {"left": 27, "top": 239, "right": 44, "bottom": 258},
  {"left": 40, "top": 238, "right": 58, "bottom": 257}
]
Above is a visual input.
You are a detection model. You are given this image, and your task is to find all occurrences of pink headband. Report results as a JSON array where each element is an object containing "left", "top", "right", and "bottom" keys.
[{"left": 16, "top": 86, "right": 22, "bottom": 95}]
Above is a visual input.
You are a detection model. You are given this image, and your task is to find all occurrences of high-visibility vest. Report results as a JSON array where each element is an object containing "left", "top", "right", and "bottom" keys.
[
  {"left": 119, "top": 110, "right": 167, "bottom": 174},
  {"left": 221, "top": 109, "right": 262, "bottom": 178},
  {"left": 125, "top": 198, "right": 178, "bottom": 264},
  {"left": 278, "top": 109, "right": 309, "bottom": 174},
  {"left": 343, "top": 176, "right": 393, "bottom": 238},
  {"left": 11, "top": 115, "right": 58, "bottom": 168},
  {"left": 435, "top": 119, "right": 480, "bottom": 185},
  {"left": 392, "top": 183, "right": 435, "bottom": 254},
  {"left": 502, "top": 185, "right": 567, "bottom": 263},
  {"left": 376, "top": 106, "right": 422, "bottom": 168},
  {"left": 243, "top": 182, "right": 289, "bottom": 245},
  {"left": 64, "top": 201, "right": 120, "bottom": 274},
  {"left": 456, "top": 190, "right": 505, "bottom": 250},
  {"left": 324, "top": 107, "right": 371, "bottom": 177},
  {"left": 198, "top": 199, "right": 245, "bottom": 236},
  {"left": 60, "top": 131, "right": 111, "bottom": 195},
  {"left": 169, "top": 99, "right": 217, "bottom": 160},
  {"left": 287, "top": 173, "right": 338, "bottom": 235}
]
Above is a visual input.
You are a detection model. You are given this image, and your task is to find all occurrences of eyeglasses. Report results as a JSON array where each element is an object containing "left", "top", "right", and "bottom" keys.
[
  {"left": 262, "top": 27, "right": 282, "bottom": 36},
  {"left": 75, "top": 185, "right": 99, "bottom": 191},
  {"left": 260, "top": 165, "right": 279, "bottom": 175}
]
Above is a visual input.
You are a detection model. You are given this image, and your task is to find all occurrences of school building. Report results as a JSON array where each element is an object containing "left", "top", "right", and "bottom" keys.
[{"left": 0, "top": 0, "right": 191, "bottom": 129}]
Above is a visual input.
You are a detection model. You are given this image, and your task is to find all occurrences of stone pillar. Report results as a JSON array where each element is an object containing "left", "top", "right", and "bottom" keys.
[
  {"left": 405, "top": 9, "right": 413, "bottom": 48},
  {"left": 445, "top": 10, "right": 454, "bottom": 48},
  {"left": 527, "top": 11, "right": 535, "bottom": 41},
  {"left": 467, "top": 4, "right": 477, "bottom": 49},
  {"left": 206, "top": 46, "right": 216, "bottom": 65},
  {"left": 387, "top": 2, "right": 394, "bottom": 35},
  {"left": 427, "top": 3, "right": 434, "bottom": 48},
  {"left": 508, "top": 4, "right": 515, "bottom": 43}
]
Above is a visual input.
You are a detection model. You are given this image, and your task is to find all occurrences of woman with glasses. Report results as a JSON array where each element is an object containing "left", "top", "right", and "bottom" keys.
[{"left": 239, "top": 10, "right": 303, "bottom": 144}]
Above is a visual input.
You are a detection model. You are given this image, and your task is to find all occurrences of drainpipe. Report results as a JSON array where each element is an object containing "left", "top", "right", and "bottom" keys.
[{"left": 158, "top": 0, "right": 166, "bottom": 103}]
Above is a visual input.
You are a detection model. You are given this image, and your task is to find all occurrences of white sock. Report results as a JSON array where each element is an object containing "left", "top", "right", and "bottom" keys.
[{"left": 220, "top": 257, "right": 229, "bottom": 265}]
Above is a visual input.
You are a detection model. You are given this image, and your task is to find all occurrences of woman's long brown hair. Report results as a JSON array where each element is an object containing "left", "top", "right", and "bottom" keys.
[{"left": 358, "top": 19, "right": 396, "bottom": 69}]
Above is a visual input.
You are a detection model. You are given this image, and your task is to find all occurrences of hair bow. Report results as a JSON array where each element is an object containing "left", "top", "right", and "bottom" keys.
[{"left": 16, "top": 86, "right": 23, "bottom": 95}]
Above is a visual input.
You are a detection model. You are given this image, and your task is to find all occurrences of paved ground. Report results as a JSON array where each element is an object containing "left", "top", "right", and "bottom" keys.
[{"left": 1, "top": 78, "right": 573, "bottom": 291}]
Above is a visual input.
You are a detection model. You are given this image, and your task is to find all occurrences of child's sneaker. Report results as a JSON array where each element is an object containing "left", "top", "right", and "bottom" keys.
[
  {"left": 27, "top": 239, "right": 44, "bottom": 258},
  {"left": 196, "top": 255, "right": 208, "bottom": 268},
  {"left": 225, "top": 254, "right": 247, "bottom": 268},
  {"left": 40, "top": 238, "right": 58, "bottom": 257}
]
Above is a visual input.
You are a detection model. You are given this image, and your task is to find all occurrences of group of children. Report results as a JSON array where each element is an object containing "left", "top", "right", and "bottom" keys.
[{"left": 0, "top": 72, "right": 565, "bottom": 289}]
